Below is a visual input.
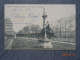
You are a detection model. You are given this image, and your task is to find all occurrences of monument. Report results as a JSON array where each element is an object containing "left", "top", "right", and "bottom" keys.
[{"left": 38, "top": 8, "right": 53, "bottom": 48}]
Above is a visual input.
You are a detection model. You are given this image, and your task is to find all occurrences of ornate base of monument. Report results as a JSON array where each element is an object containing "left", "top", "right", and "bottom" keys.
[{"left": 38, "top": 38, "right": 53, "bottom": 48}]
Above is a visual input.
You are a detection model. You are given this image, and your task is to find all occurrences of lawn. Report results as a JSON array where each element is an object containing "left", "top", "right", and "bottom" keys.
[{"left": 12, "top": 37, "right": 75, "bottom": 50}]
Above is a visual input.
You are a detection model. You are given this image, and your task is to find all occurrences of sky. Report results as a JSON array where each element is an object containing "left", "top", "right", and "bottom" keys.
[{"left": 5, "top": 4, "right": 76, "bottom": 32}]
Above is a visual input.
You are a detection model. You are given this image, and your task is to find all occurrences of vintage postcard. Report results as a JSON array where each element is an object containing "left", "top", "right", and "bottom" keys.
[{"left": 4, "top": 4, "right": 76, "bottom": 50}]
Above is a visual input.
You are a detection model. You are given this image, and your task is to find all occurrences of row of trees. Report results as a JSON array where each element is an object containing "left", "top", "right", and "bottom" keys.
[
  {"left": 17, "top": 15, "right": 76, "bottom": 38},
  {"left": 51, "top": 15, "right": 76, "bottom": 38},
  {"left": 17, "top": 24, "right": 41, "bottom": 34}
]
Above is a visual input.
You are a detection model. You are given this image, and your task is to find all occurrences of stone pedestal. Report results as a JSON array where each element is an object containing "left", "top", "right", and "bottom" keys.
[{"left": 38, "top": 38, "right": 53, "bottom": 48}]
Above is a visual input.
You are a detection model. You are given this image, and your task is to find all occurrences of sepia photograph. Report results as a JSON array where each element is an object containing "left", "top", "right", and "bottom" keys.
[{"left": 4, "top": 4, "right": 76, "bottom": 50}]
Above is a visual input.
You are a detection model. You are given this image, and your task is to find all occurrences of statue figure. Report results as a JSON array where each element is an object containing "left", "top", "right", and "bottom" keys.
[{"left": 40, "top": 21, "right": 53, "bottom": 39}]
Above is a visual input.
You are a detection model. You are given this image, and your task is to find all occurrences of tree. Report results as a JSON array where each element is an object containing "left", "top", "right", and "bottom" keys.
[
  {"left": 31, "top": 24, "right": 41, "bottom": 33},
  {"left": 23, "top": 26, "right": 29, "bottom": 34}
]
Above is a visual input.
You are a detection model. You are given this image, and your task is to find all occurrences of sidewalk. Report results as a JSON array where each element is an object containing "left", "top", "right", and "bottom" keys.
[{"left": 5, "top": 39, "right": 13, "bottom": 50}]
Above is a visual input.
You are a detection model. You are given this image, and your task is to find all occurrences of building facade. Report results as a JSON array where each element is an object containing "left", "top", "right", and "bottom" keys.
[{"left": 5, "top": 17, "right": 14, "bottom": 36}]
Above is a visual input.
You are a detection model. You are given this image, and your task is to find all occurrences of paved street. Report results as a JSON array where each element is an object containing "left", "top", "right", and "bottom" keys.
[{"left": 5, "top": 38, "right": 13, "bottom": 50}]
